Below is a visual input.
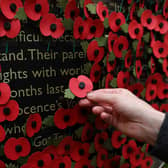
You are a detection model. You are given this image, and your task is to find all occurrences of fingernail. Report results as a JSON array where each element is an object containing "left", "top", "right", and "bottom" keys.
[{"left": 87, "top": 92, "right": 93, "bottom": 98}]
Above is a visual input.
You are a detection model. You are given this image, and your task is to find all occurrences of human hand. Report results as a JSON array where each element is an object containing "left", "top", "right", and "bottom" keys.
[{"left": 79, "top": 88, "right": 165, "bottom": 146}]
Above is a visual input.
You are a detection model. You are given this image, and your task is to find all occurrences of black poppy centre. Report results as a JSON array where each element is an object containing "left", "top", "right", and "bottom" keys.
[
  {"left": 35, "top": 4, "right": 42, "bottom": 13},
  {"left": 101, "top": 154, "right": 106, "bottom": 160},
  {"left": 94, "top": 71, "right": 100, "bottom": 77},
  {"left": 134, "top": 28, "right": 140, "bottom": 34},
  {"left": 102, "top": 10, "right": 107, "bottom": 17},
  {"left": 99, "top": 138, "right": 104, "bottom": 145},
  {"left": 79, "top": 82, "right": 85, "bottom": 89},
  {"left": 127, "top": 147, "right": 133, "bottom": 153},
  {"left": 31, "top": 121, "right": 37, "bottom": 129},
  {"left": 64, "top": 115, "right": 70, "bottom": 122},
  {"left": 15, "top": 145, "right": 22, "bottom": 153},
  {"left": 150, "top": 90, "right": 154, "bottom": 96},
  {"left": 118, "top": 44, "right": 123, "bottom": 51},
  {"left": 115, "top": 19, "right": 121, "bottom": 26},
  {"left": 83, "top": 165, "right": 88, "bottom": 168},
  {"left": 123, "top": 78, "right": 127, "bottom": 84},
  {"left": 65, "top": 144, "right": 70, "bottom": 151},
  {"left": 152, "top": 79, "right": 157, "bottom": 84},
  {"left": 70, "top": 10, "right": 75, "bottom": 18},
  {"left": 159, "top": 22, "right": 164, "bottom": 29},
  {"left": 79, "top": 148, "right": 85, "bottom": 156},
  {"left": 94, "top": 49, "right": 99, "bottom": 57},
  {"left": 50, "top": 23, "right": 57, "bottom": 32},
  {"left": 147, "top": 18, "right": 152, "bottom": 24},
  {"left": 10, "top": 3, "right": 17, "bottom": 13},
  {"left": 59, "top": 163, "right": 65, "bottom": 168},
  {"left": 78, "top": 26, "right": 84, "bottom": 34},
  {"left": 3, "top": 107, "right": 10, "bottom": 116},
  {"left": 163, "top": 89, "right": 168, "bottom": 94},
  {"left": 159, "top": 47, "right": 164, "bottom": 54},
  {"left": 38, "top": 160, "right": 44, "bottom": 167},
  {"left": 4, "top": 22, "right": 11, "bottom": 31},
  {"left": 90, "top": 26, "right": 96, "bottom": 34}
]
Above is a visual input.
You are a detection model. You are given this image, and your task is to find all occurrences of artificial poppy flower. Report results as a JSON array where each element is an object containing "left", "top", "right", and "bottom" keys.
[
  {"left": 0, "top": 0, "right": 23, "bottom": 19},
  {"left": 136, "top": 60, "right": 142, "bottom": 79},
  {"left": 97, "top": 149, "right": 108, "bottom": 168},
  {"left": 145, "top": 73, "right": 163, "bottom": 87},
  {"left": 73, "top": 17, "right": 89, "bottom": 40},
  {"left": 105, "top": 73, "right": 113, "bottom": 88},
  {"left": 122, "top": 140, "right": 138, "bottom": 159},
  {"left": 94, "top": 132, "right": 108, "bottom": 151},
  {"left": 125, "top": 50, "right": 132, "bottom": 68},
  {"left": 70, "top": 142, "right": 90, "bottom": 161},
  {"left": 150, "top": 57, "right": 156, "bottom": 74},
  {"left": 128, "top": 20, "right": 143, "bottom": 39},
  {"left": 130, "top": 3, "right": 136, "bottom": 21},
  {"left": 117, "top": 71, "right": 130, "bottom": 88},
  {"left": 87, "top": 18, "right": 104, "bottom": 39},
  {"left": 152, "top": 40, "right": 168, "bottom": 58},
  {"left": 142, "top": 156, "right": 153, "bottom": 168},
  {"left": 163, "top": 58, "right": 168, "bottom": 77},
  {"left": 27, "top": 151, "right": 52, "bottom": 167},
  {"left": 128, "top": 83, "right": 144, "bottom": 97},
  {"left": 136, "top": 39, "right": 144, "bottom": 58},
  {"left": 87, "top": 40, "right": 104, "bottom": 63},
  {"left": 83, "top": 0, "right": 93, "bottom": 18},
  {"left": 95, "top": 116, "right": 109, "bottom": 130},
  {"left": 108, "top": 32, "right": 118, "bottom": 52},
  {"left": 24, "top": 0, "right": 49, "bottom": 21},
  {"left": 109, "top": 12, "right": 126, "bottom": 32},
  {"left": 0, "top": 125, "right": 6, "bottom": 142},
  {"left": 160, "top": 104, "right": 168, "bottom": 112},
  {"left": 54, "top": 108, "right": 77, "bottom": 129},
  {"left": 0, "top": 100, "right": 19, "bottom": 122},
  {"left": 26, "top": 113, "right": 42, "bottom": 137},
  {"left": 113, "top": 36, "right": 128, "bottom": 58},
  {"left": 111, "top": 130, "right": 127, "bottom": 149},
  {"left": 64, "top": 0, "right": 80, "bottom": 20},
  {"left": 43, "top": 145, "right": 58, "bottom": 161},
  {"left": 104, "top": 155, "right": 120, "bottom": 168},
  {"left": 0, "top": 83, "right": 11, "bottom": 105},
  {"left": 50, "top": 156, "right": 71, "bottom": 168},
  {"left": 90, "top": 63, "right": 101, "bottom": 83},
  {"left": 141, "top": 10, "right": 157, "bottom": 30},
  {"left": 69, "top": 75, "right": 93, "bottom": 98},
  {"left": 155, "top": 15, "right": 168, "bottom": 34},
  {"left": 0, "top": 160, "right": 6, "bottom": 168},
  {"left": 0, "top": 14, "right": 21, "bottom": 38},
  {"left": 40, "top": 13, "right": 65, "bottom": 39},
  {"left": 74, "top": 158, "right": 92, "bottom": 168},
  {"left": 163, "top": 0, "right": 168, "bottom": 19},
  {"left": 151, "top": 103, "right": 160, "bottom": 110},
  {"left": 4, "top": 137, "right": 30, "bottom": 160},
  {"left": 130, "top": 150, "right": 144, "bottom": 167},
  {"left": 127, "top": 0, "right": 132, "bottom": 4},
  {"left": 81, "top": 122, "right": 94, "bottom": 142},
  {"left": 145, "top": 84, "right": 157, "bottom": 102},
  {"left": 56, "top": 136, "right": 75, "bottom": 156},
  {"left": 107, "top": 54, "right": 117, "bottom": 73},
  {"left": 157, "top": 82, "right": 168, "bottom": 99},
  {"left": 96, "top": 1, "right": 109, "bottom": 22}
]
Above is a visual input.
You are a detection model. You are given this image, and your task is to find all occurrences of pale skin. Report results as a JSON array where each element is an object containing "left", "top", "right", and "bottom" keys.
[{"left": 79, "top": 88, "right": 165, "bottom": 146}]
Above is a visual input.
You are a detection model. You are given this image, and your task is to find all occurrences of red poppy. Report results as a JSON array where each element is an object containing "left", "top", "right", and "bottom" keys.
[
  {"left": 75, "top": 158, "right": 92, "bottom": 168},
  {"left": 125, "top": 50, "right": 132, "bottom": 68},
  {"left": 109, "top": 12, "right": 126, "bottom": 32},
  {"left": 163, "top": 58, "right": 168, "bottom": 77},
  {"left": 113, "top": 36, "right": 128, "bottom": 58},
  {"left": 0, "top": 14, "right": 21, "bottom": 38},
  {"left": 128, "top": 83, "right": 144, "bottom": 97},
  {"left": 141, "top": 10, "right": 157, "bottom": 30},
  {"left": 104, "top": 155, "right": 120, "bottom": 168},
  {"left": 95, "top": 116, "right": 109, "bottom": 130},
  {"left": 0, "top": 125, "right": 5, "bottom": 142},
  {"left": 64, "top": 0, "right": 80, "bottom": 20},
  {"left": 111, "top": 130, "right": 127, "bottom": 149},
  {"left": 40, "top": 13, "right": 65, "bottom": 39},
  {"left": 4, "top": 137, "right": 30, "bottom": 160},
  {"left": 81, "top": 122, "right": 94, "bottom": 142},
  {"left": 0, "top": 83, "right": 11, "bottom": 105},
  {"left": 24, "top": 0, "right": 49, "bottom": 21},
  {"left": 128, "top": 20, "right": 143, "bottom": 39},
  {"left": 0, "top": 100, "right": 19, "bottom": 122},
  {"left": 108, "top": 32, "right": 118, "bottom": 52},
  {"left": 54, "top": 108, "right": 77, "bottom": 129},
  {"left": 155, "top": 15, "right": 168, "bottom": 34},
  {"left": 145, "top": 73, "right": 163, "bottom": 87},
  {"left": 105, "top": 73, "right": 113, "bottom": 88},
  {"left": 130, "top": 3, "right": 136, "bottom": 21},
  {"left": 70, "top": 142, "right": 90, "bottom": 161},
  {"left": 150, "top": 57, "right": 156, "bottom": 74},
  {"left": 0, "top": 160, "right": 6, "bottom": 168},
  {"left": 120, "top": 163, "right": 130, "bottom": 168},
  {"left": 86, "top": 18, "right": 104, "bottom": 39},
  {"left": 87, "top": 40, "right": 104, "bottom": 63},
  {"left": 130, "top": 150, "right": 144, "bottom": 167},
  {"left": 163, "top": 0, "right": 168, "bottom": 19},
  {"left": 73, "top": 17, "right": 89, "bottom": 40},
  {"left": 27, "top": 151, "right": 52, "bottom": 167},
  {"left": 151, "top": 103, "right": 160, "bottom": 110},
  {"left": 84, "top": 0, "right": 93, "bottom": 18},
  {"left": 122, "top": 140, "right": 137, "bottom": 159},
  {"left": 69, "top": 75, "right": 93, "bottom": 98},
  {"left": 117, "top": 71, "right": 130, "bottom": 88},
  {"left": 160, "top": 104, "right": 168, "bottom": 113},
  {"left": 107, "top": 54, "right": 117, "bottom": 73},
  {"left": 56, "top": 136, "right": 75, "bottom": 156},
  {"left": 142, "top": 156, "right": 153, "bottom": 168},
  {"left": 127, "top": 0, "right": 132, "bottom": 4},
  {"left": 152, "top": 40, "right": 168, "bottom": 58},
  {"left": 157, "top": 82, "right": 168, "bottom": 100},
  {"left": 97, "top": 149, "right": 108, "bottom": 168},
  {"left": 96, "top": 1, "right": 109, "bottom": 22},
  {"left": 94, "top": 132, "right": 108, "bottom": 151},
  {"left": 136, "top": 60, "right": 142, "bottom": 79},
  {"left": 90, "top": 63, "right": 101, "bottom": 83},
  {"left": 0, "top": 0, "right": 23, "bottom": 19},
  {"left": 43, "top": 145, "right": 58, "bottom": 161},
  {"left": 26, "top": 113, "right": 42, "bottom": 137},
  {"left": 50, "top": 156, "right": 71, "bottom": 168},
  {"left": 136, "top": 39, "right": 144, "bottom": 58},
  {"left": 145, "top": 84, "right": 157, "bottom": 102}
]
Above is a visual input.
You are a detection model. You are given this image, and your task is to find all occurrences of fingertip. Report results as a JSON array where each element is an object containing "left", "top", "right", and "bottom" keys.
[{"left": 79, "top": 99, "right": 92, "bottom": 107}]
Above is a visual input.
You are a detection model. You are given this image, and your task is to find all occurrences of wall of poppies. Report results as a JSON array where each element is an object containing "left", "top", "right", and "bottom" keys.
[{"left": 0, "top": 0, "right": 167, "bottom": 168}]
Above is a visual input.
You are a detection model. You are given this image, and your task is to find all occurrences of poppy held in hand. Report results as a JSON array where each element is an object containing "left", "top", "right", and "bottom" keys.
[
  {"left": 69, "top": 75, "right": 93, "bottom": 98},
  {"left": 24, "top": 0, "right": 49, "bottom": 21},
  {"left": 0, "top": 83, "right": 11, "bottom": 105},
  {"left": 26, "top": 113, "right": 42, "bottom": 137},
  {"left": 4, "top": 137, "right": 31, "bottom": 160},
  {"left": 40, "top": 13, "right": 65, "bottom": 39},
  {"left": 0, "top": 0, "right": 23, "bottom": 19},
  {"left": 0, "top": 100, "right": 19, "bottom": 122}
]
